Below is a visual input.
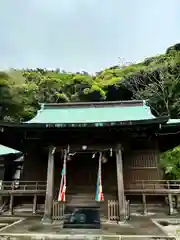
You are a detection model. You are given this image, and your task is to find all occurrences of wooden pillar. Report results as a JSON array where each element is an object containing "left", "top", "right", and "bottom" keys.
[
  {"left": 42, "top": 146, "right": 55, "bottom": 223},
  {"left": 142, "top": 194, "right": 147, "bottom": 215},
  {"left": 0, "top": 180, "right": 3, "bottom": 205},
  {"left": 33, "top": 195, "right": 37, "bottom": 214},
  {"left": 175, "top": 195, "right": 180, "bottom": 209},
  {"left": 9, "top": 194, "right": 14, "bottom": 215},
  {"left": 116, "top": 144, "right": 125, "bottom": 221},
  {"left": 167, "top": 181, "right": 173, "bottom": 215},
  {"left": 168, "top": 193, "right": 173, "bottom": 215}
]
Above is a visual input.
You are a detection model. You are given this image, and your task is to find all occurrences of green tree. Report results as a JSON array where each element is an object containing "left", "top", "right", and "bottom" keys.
[
  {"left": 160, "top": 146, "right": 180, "bottom": 180},
  {"left": 0, "top": 71, "right": 25, "bottom": 121},
  {"left": 122, "top": 66, "right": 180, "bottom": 117}
]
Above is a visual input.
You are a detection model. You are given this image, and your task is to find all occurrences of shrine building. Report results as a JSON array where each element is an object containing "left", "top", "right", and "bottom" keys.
[{"left": 0, "top": 100, "right": 180, "bottom": 222}]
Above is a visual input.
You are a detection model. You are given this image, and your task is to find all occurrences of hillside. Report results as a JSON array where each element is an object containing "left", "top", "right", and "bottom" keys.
[{"left": 0, "top": 43, "right": 180, "bottom": 122}]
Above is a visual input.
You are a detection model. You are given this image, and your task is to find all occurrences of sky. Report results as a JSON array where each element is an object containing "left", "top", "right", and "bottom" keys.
[{"left": 0, "top": 0, "right": 180, "bottom": 73}]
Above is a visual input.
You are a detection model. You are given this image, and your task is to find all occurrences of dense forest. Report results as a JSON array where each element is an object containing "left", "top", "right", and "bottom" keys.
[
  {"left": 0, "top": 43, "right": 180, "bottom": 122},
  {"left": 1, "top": 43, "right": 180, "bottom": 179}
]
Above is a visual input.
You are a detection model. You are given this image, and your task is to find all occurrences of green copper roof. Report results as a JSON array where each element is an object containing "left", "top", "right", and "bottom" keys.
[
  {"left": 0, "top": 145, "right": 20, "bottom": 156},
  {"left": 167, "top": 119, "right": 180, "bottom": 125},
  {"left": 162, "top": 118, "right": 180, "bottom": 128},
  {"left": 25, "top": 100, "right": 166, "bottom": 127}
]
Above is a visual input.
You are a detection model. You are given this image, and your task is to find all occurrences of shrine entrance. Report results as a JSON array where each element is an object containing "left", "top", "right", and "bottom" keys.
[
  {"left": 45, "top": 143, "right": 125, "bottom": 223},
  {"left": 67, "top": 152, "right": 98, "bottom": 195},
  {"left": 56, "top": 149, "right": 106, "bottom": 229},
  {"left": 54, "top": 151, "right": 99, "bottom": 201},
  {"left": 54, "top": 147, "right": 118, "bottom": 204}
]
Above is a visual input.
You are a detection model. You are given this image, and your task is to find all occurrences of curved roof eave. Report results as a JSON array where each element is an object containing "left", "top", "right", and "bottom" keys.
[{"left": 0, "top": 145, "right": 21, "bottom": 156}]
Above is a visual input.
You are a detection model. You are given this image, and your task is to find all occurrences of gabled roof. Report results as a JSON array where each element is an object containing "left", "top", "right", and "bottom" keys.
[
  {"left": 0, "top": 145, "right": 20, "bottom": 156},
  {"left": 24, "top": 100, "right": 168, "bottom": 127}
]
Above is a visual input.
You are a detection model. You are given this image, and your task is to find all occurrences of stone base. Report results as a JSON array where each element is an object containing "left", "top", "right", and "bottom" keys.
[
  {"left": 5, "top": 211, "right": 13, "bottom": 216},
  {"left": 41, "top": 215, "right": 52, "bottom": 224},
  {"left": 119, "top": 213, "right": 126, "bottom": 222},
  {"left": 63, "top": 205, "right": 100, "bottom": 229},
  {"left": 142, "top": 211, "right": 148, "bottom": 216}
]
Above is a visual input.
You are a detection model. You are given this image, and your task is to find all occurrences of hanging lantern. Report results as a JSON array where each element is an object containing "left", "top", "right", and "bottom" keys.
[{"left": 82, "top": 145, "right": 87, "bottom": 150}]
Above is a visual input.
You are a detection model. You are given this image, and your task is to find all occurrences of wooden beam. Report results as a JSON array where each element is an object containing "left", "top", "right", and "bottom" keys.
[
  {"left": 116, "top": 144, "right": 125, "bottom": 221},
  {"left": 0, "top": 190, "right": 46, "bottom": 196},
  {"left": 42, "top": 146, "right": 55, "bottom": 223},
  {"left": 55, "top": 144, "right": 116, "bottom": 152},
  {"left": 125, "top": 189, "right": 180, "bottom": 194}
]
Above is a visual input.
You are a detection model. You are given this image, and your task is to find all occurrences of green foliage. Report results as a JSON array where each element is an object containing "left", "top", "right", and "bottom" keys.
[
  {"left": 0, "top": 43, "right": 180, "bottom": 123},
  {"left": 160, "top": 146, "right": 180, "bottom": 180}
]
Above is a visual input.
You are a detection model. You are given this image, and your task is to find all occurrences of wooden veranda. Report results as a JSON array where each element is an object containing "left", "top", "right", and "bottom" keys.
[
  {"left": 0, "top": 180, "right": 179, "bottom": 218},
  {"left": 0, "top": 180, "right": 180, "bottom": 198},
  {"left": 125, "top": 180, "right": 180, "bottom": 194}
]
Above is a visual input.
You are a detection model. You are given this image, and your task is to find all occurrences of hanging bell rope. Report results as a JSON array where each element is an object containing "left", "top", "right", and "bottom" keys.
[
  {"left": 95, "top": 152, "right": 104, "bottom": 202},
  {"left": 58, "top": 149, "right": 67, "bottom": 202}
]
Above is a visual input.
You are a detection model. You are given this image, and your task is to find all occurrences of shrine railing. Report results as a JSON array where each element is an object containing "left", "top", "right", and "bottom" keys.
[
  {"left": 0, "top": 235, "right": 175, "bottom": 240},
  {"left": 125, "top": 180, "right": 180, "bottom": 192},
  {"left": 0, "top": 180, "right": 180, "bottom": 193},
  {"left": 52, "top": 200, "right": 65, "bottom": 220},
  {"left": 0, "top": 181, "right": 47, "bottom": 191}
]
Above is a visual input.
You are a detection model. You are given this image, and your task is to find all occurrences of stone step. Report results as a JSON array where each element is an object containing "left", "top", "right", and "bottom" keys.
[
  {"left": 67, "top": 194, "right": 95, "bottom": 199},
  {"left": 66, "top": 193, "right": 98, "bottom": 206}
]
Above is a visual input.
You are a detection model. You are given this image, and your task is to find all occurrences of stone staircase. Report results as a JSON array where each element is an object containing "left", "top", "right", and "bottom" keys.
[
  {"left": 67, "top": 193, "right": 98, "bottom": 206},
  {"left": 66, "top": 193, "right": 98, "bottom": 206}
]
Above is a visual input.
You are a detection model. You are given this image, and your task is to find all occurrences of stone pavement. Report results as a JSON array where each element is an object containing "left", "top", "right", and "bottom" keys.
[
  {"left": 0, "top": 215, "right": 166, "bottom": 236},
  {"left": 0, "top": 212, "right": 177, "bottom": 239}
]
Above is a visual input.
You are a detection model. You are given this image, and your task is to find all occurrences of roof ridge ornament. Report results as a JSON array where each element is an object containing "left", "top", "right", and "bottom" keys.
[
  {"left": 142, "top": 100, "right": 147, "bottom": 106},
  {"left": 40, "top": 103, "right": 45, "bottom": 111},
  {"left": 34, "top": 103, "right": 44, "bottom": 119}
]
